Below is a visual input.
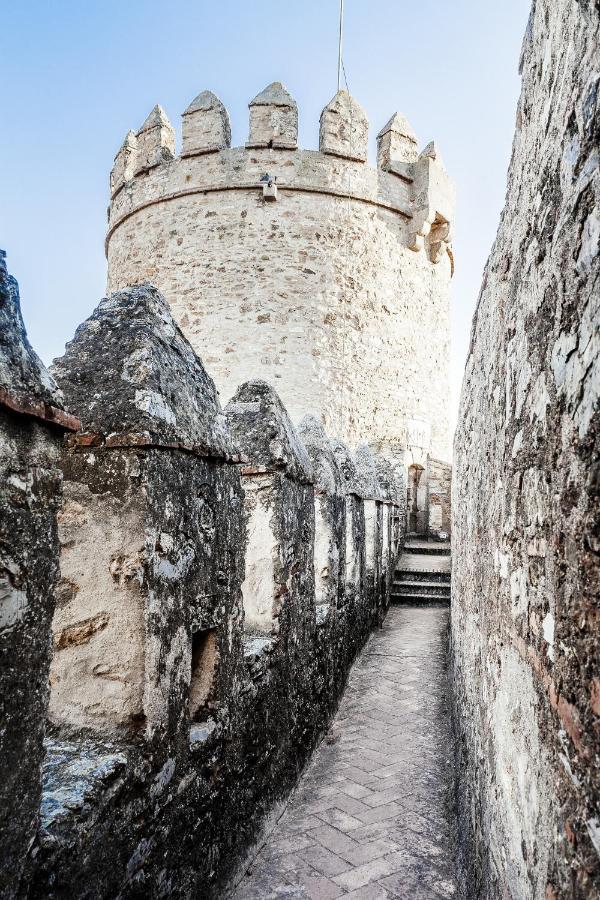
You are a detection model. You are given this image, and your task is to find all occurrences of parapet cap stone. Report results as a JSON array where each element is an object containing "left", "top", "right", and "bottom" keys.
[
  {"left": 184, "top": 90, "right": 223, "bottom": 115},
  {"left": 52, "top": 284, "right": 233, "bottom": 457},
  {"left": 225, "top": 380, "right": 313, "bottom": 483},
  {"left": 374, "top": 457, "right": 404, "bottom": 505},
  {"left": 377, "top": 112, "right": 417, "bottom": 143},
  {"left": 249, "top": 82, "right": 297, "bottom": 108},
  {"left": 138, "top": 104, "right": 172, "bottom": 134},
  {"left": 114, "top": 129, "right": 137, "bottom": 159},
  {"left": 420, "top": 140, "right": 445, "bottom": 167}
]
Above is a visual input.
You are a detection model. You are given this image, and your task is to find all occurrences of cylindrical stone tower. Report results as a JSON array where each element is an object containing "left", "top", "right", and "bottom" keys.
[{"left": 106, "top": 83, "right": 455, "bottom": 462}]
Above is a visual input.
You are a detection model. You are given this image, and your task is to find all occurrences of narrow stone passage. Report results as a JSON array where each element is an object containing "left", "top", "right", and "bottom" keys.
[{"left": 235, "top": 605, "right": 458, "bottom": 899}]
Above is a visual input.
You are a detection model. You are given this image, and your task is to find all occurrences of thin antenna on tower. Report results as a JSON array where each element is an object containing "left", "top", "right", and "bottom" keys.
[{"left": 337, "top": 0, "right": 345, "bottom": 93}]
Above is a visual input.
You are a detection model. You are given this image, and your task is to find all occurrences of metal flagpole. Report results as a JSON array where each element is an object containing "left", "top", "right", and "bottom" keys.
[{"left": 337, "top": 0, "right": 344, "bottom": 93}]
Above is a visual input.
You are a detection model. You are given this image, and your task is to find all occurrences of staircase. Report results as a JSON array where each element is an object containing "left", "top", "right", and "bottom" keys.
[{"left": 392, "top": 537, "right": 451, "bottom": 604}]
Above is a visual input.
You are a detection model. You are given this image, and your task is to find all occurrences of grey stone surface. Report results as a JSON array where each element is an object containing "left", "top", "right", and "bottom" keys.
[
  {"left": 226, "top": 380, "right": 313, "bottom": 482},
  {"left": 52, "top": 284, "right": 233, "bottom": 457},
  {"left": 40, "top": 739, "right": 128, "bottom": 830},
  {"left": 0, "top": 250, "right": 64, "bottom": 411},
  {"left": 234, "top": 605, "right": 458, "bottom": 899},
  {"left": 0, "top": 254, "right": 71, "bottom": 899},
  {"left": 330, "top": 440, "right": 360, "bottom": 497},
  {"left": 319, "top": 91, "right": 369, "bottom": 163},
  {"left": 452, "top": 1, "right": 600, "bottom": 898},
  {"left": 354, "top": 446, "right": 384, "bottom": 501},
  {"left": 247, "top": 82, "right": 298, "bottom": 149},
  {"left": 182, "top": 90, "right": 231, "bottom": 157},
  {"left": 298, "top": 416, "right": 344, "bottom": 496}
]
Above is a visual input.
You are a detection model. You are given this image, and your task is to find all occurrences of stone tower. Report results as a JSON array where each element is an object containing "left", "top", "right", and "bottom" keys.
[{"left": 106, "top": 82, "right": 454, "bottom": 466}]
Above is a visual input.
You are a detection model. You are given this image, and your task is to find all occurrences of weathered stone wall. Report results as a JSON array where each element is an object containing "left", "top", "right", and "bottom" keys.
[
  {"left": 0, "top": 253, "right": 78, "bottom": 899},
  {"left": 452, "top": 2, "right": 599, "bottom": 898},
  {"left": 106, "top": 86, "right": 454, "bottom": 462},
  {"left": 27, "top": 285, "right": 403, "bottom": 898}
]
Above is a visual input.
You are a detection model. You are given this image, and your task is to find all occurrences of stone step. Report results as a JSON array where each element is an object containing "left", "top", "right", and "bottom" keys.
[
  {"left": 394, "top": 570, "right": 451, "bottom": 584},
  {"left": 391, "top": 590, "right": 451, "bottom": 604},
  {"left": 403, "top": 543, "right": 451, "bottom": 556},
  {"left": 392, "top": 580, "right": 451, "bottom": 597}
]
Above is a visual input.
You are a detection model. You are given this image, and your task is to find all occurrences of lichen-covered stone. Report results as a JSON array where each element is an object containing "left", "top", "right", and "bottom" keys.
[
  {"left": 0, "top": 253, "right": 72, "bottom": 899},
  {"left": 52, "top": 284, "right": 233, "bottom": 457},
  {"left": 297, "top": 415, "right": 343, "bottom": 495},
  {"left": 354, "top": 444, "right": 384, "bottom": 500},
  {"left": 226, "top": 379, "right": 312, "bottom": 481},
  {"left": 50, "top": 285, "right": 244, "bottom": 741},
  {"left": 452, "top": 2, "right": 600, "bottom": 897},
  {"left": 330, "top": 438, "right": 360, "bottom": 495}
]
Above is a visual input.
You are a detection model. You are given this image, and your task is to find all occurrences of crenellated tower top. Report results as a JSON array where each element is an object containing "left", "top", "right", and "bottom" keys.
[
  {"left": 109, "top": 82, "right": 454, "bottom": 268},
  {"left": 106, "top": 81, "right": 455, "bottom": 461}
]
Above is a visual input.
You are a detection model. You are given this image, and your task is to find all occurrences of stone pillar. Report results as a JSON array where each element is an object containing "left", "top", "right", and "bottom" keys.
[
  {"left": 49, "top": 285, "right": 244, "bottom": 746},
  {"left": 355, "top": 445, "right": 386, "bottom": 623},
  {"left": 298, "top": 415, "right": 347, "bottom": 699},
  {"left": 225, "top": 380, "right": 319, "bottom": 755},
  {"left": 0, "top": 251, "right": 78, "bottom": 898}
]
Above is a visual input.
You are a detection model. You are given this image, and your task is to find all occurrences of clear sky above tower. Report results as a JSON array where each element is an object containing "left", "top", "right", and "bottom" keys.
[{"left": 0, "top": 0, "right": 529, "bottom": 440}]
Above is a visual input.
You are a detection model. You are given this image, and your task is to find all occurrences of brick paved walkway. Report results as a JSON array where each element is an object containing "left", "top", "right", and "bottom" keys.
[{"left": 234, "top": 604, "right": 458, "bottom": 899}]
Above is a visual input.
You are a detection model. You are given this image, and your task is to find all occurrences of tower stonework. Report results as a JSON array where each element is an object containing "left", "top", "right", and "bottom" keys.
[{"left": 106, "top": 85, "right": 454, "bottom": 466}]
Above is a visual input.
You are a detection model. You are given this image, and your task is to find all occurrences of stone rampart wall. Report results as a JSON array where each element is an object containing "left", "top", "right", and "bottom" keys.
[
  {"left": 26, "top": 284, "right": 403, "bottom": 898},
  {"left": 452, "top": 2, "right": 599, "bottom": 897}
]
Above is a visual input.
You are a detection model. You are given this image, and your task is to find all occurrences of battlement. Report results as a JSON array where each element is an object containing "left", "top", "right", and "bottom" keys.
[
  {"left": 106, "top": 81, "right": 455, "bottom": 463},
  {"left": 108, "top": 82, "right": 454, "bottom": 266}
]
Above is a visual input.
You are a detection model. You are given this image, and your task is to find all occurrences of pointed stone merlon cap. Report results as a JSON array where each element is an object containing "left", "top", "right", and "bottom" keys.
[
  {"left": 134, "top": 105, "right": 176, "bottom": 176},
  {"left": 377, "top": 112, "right": 418, "bottom": 170},
  {"left": 182, "top": 90, "right": 231, "bottom": 157},
  {"left": 246, "top": 82, "right": 298, "bottom": 150},
  {"left": 298, "top": 415, "right": 344, "bottom": 496},
  {"left": 110, "top": 130, "right": 138, "bottom": 198},
  {"left": 225, "top": 380, "right": 313, "bottom": 483},
  {"left": 409, "top": 140, "right": 455, "bottom": 263},
  {"left": 51, "top": 285, "right": 234, "bottom": 457},
  {"left": 319, "top": 91, "right": 368, "bottom": 163}
]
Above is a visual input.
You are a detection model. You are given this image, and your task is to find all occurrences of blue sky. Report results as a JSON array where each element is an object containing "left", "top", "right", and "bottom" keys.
[{"left": 1, "top": 0, "right": 529, "bottom": 433}]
